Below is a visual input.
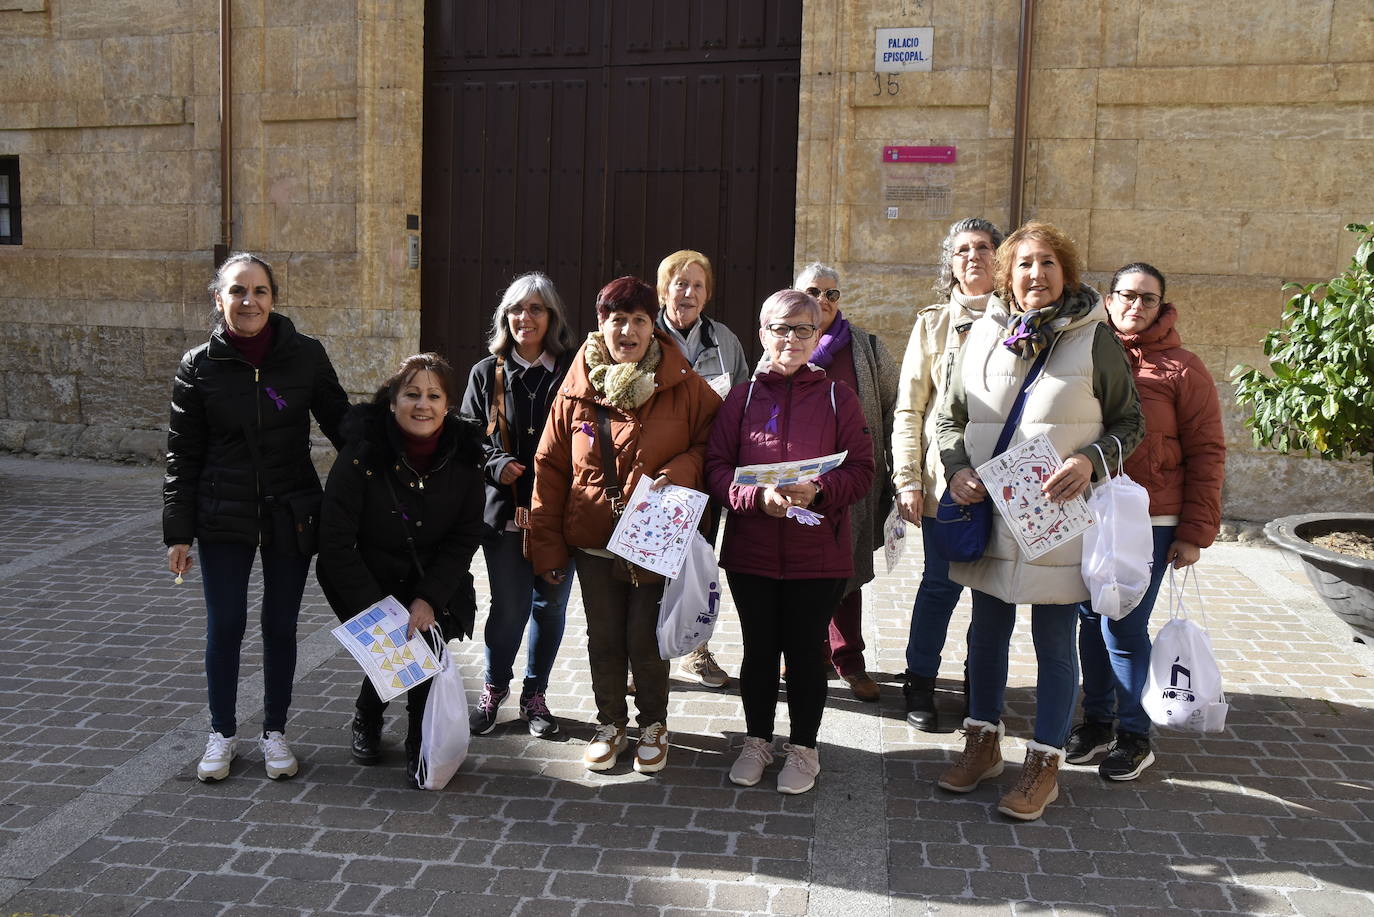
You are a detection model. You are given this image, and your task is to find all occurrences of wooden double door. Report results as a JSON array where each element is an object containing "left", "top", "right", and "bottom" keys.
[{"left": 421, "top": 0, "right": 803, "bottom": 375}]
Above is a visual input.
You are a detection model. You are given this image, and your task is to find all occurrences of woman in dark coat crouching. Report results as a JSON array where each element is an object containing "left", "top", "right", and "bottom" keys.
[{"left": 317, "top": 352, "right": 485, "bottom": 787}]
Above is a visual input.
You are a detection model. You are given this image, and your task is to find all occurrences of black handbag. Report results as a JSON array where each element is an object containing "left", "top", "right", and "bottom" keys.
[{"left": 930, "top": 346, "right": 1050, "bottom": 564}]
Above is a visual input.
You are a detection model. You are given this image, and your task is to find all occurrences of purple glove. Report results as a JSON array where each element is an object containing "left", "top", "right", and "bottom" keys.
[{"left": 785, "top": 506, "right": 825, "bottom": 526}]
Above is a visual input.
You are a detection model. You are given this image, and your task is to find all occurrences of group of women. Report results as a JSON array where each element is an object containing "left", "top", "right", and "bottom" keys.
[{"left": 163, "top": 218, "right": 1224, "bottom": 815}]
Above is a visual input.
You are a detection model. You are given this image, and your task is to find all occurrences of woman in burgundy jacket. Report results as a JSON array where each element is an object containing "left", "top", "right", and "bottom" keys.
[
  {"left": 706, "top": 288, "right": 875, "bottom": 795},
  {"left": 1066, "top": 262, "right": 1226, "bottom": 782}
]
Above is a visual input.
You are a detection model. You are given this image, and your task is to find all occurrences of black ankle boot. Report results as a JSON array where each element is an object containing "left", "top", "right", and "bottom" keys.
[
  {"left": 404, "top": 732, "right": 422, "bottom": 789},
  {"left": 903, "top": 673, "right": 939, "bottom": 731},
  {"left": 350, "top": 711, "right": 382, "bottom": 765}
]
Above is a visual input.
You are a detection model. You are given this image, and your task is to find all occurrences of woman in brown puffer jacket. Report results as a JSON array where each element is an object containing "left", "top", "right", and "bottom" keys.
[
  {"left": 529, "top": 276, "right": 720, "bottom": 777},
  {"left": 1065, "top": 262, "right": 1225, "bottom": 784}
]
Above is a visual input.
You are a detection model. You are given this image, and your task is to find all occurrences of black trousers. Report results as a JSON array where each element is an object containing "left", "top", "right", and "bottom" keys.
[{"left": 726, "top": 572, "right": 847, "bottom": 747}]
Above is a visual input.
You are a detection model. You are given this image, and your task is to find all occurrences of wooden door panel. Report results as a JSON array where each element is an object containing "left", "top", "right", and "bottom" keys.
[{"left": 422, "top": 0, "right": 800, "bottom": 373}]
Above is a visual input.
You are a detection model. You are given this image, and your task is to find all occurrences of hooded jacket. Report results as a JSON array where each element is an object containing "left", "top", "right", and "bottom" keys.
[
  {"left": 706, "top": 364, "right": 876, "bottom": 580},
  {"left": 316, "top": 402, "right": 485, "bottom": 638},
  {"left": 163, "top": 312, "right": 348, "bottom": 548},
  {"left": 528, "top": 329, "right": 721, "bottom": 576},
  {"left": 1113, "top": 303, "right": 1226, "bottom": 548},
  {"left": 937, "top": 287, "right": 1145, "bottom": 605}
]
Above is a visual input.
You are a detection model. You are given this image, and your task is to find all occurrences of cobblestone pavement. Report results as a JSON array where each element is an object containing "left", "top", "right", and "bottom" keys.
[{"left": 0, "top": 454, "right": 1371, "bottom": 916}]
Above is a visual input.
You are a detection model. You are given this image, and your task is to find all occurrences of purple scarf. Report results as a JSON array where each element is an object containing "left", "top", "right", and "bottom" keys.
[{"left": 809, "top": 312, "right": 852, "bottom": 369}]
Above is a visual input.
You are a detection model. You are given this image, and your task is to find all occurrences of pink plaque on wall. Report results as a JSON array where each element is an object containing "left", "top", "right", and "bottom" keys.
[{"left": 882, "top": 145, "right": 957, "bottom": 164}]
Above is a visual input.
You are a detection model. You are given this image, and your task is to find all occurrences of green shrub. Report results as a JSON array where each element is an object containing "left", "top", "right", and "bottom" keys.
[{"left": 1232, "top": 222, "right": 1374, "bottom": 468}]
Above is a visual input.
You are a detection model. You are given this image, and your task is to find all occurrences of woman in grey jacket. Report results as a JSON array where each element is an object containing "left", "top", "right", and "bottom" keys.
[{"left": 654, "top": 249, "right": 751, "bottom": 690}]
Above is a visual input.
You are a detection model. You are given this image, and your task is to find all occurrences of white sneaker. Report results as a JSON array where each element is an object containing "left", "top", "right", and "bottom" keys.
[
  {"left": 729, "top": 736, "right": 775, "bottom": 787},
  {"left": 197, "top": 731, "right": 236, "bottom": 782},
  {"left": 633, "top": 722, "right": 669, "bottom": 774},
  {"left": 583, "top": 723, "right": 628, "bottom": 771},
  {"left": 777, "top": 742, "right": 820, "bottom": 795},
  {"left": 260, "top": 731, "right": 299, "bottom": 780}
]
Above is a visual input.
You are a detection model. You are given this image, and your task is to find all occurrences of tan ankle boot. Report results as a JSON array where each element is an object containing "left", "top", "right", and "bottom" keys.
[
  {"left": 937, "top": 717, "right": 1004, "bottom": 793},
  {"left": 997, "top": 740, "right": 1064, "bottom": 821}
]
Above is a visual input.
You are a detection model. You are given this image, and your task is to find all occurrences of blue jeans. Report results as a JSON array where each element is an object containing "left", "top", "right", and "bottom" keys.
[
  {"left": 968, "top": 591, "right": 1079, "bottom": 748},
  {"left": 1077, "top": 525, "right": 1175, "bottom": 735},
  {"left": 904, "top": 516, "right": 967, "bottom": 678},
  {"left": 481, "top": 530, "right": 575, "bottom": 694},
  {"left": 198, "top": 541, "right": 311, "bottom": 738}
]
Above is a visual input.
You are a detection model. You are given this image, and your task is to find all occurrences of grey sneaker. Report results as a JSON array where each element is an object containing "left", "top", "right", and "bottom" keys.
[
  {"left": 1064, "top": 720, "right": 1115, "bottom": 765},
  {"left": 729, "top": 736, "right": 775, "bottom": 787},
  {"left": 678, "top": 646, "right": 729, "bottom": 688},
  {"left": 260, "top": 731, "right": 298, "bottom": 780},
  {"left": 776, "top": 743, "right": 820, "bottom": 795},
  {"left": 197, "top": 732, "right": 236, "bottom": 782}
]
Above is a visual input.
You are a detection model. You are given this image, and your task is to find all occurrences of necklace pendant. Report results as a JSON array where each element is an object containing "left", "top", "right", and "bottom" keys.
[{"left": 527, "top": 426, "right": 535, "bottom": 435}]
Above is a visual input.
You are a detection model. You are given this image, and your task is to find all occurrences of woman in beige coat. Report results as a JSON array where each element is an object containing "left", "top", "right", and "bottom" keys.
[{"left": 891, "top": 217, "right": 1003, "bottom": 732}]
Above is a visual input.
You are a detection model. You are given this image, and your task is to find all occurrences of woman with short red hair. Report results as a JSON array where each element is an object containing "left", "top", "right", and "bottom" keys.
[{"left": 529, "top": 276, "right": 720, "bottom": 775}]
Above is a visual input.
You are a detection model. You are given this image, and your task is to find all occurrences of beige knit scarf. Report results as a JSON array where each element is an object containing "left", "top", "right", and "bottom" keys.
[{"left": 584, "top": 331, "right": 662, "bottom": 410}]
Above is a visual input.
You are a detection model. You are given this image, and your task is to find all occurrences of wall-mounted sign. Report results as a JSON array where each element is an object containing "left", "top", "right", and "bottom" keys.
[
  {"left": 883, "top": 145, "right": 956, "bottom": 164},
  {"left": 875, "top": 27, "right": 933, "bottom": 73}
]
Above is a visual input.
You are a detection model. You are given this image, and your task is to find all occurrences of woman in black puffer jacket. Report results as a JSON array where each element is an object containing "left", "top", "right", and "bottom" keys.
[
  {"left": 317, "top": 352, "right": 485, "bottom": 787},
  {"left": 164, "top": 252, "right": 349, "bottom": 785}
]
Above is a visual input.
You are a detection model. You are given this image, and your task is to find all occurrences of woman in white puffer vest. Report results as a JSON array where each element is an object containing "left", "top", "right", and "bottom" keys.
[{"left": 933, "top": 221, "right": 1144, "bottom": 822}]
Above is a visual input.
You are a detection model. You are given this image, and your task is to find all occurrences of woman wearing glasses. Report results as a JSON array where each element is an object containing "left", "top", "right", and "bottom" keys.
[
  {"left": 792, "top": 263, "right": 898, "bottom": 703},
  {"left": 706, "top": 289, "right": 874, "bottom": 794},
  {"left": 892, "top": 217, "right": 1004, "bottom": 732},
  {"left": 460, "top": 272, "right": 578, "bottom": 739},
  {"left": 1064, "top": 263, "right": 1224, "bottom": 781},
  {"left": 935, "top": 221, "right": 1144, "bottom": 821}
]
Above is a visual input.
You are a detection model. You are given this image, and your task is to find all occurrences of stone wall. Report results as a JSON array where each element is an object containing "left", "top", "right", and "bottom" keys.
[
  {"left": 0, "top": 0, "right": 423, "bottom": 464},
  {"left": 796, "top": 0, "right": 1374, "bottom": 520}
]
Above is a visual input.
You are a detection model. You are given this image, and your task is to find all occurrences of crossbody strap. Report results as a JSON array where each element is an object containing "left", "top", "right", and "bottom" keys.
[
  {"left": 381, "top": 471, "right": 426, "bottom": 578},
  {"left": 594, "top": 405, "right": 626, "bottom": 515},
  {"left": 990, "top": 347, "right": 1051, "bottom": 458}
]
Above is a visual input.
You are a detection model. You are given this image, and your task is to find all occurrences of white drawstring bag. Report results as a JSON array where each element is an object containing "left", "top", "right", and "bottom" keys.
[
  {"left": 415, "top": 626, "right": 471, "bottom": 790},
  {"left": 1142, "top": 568, "right": 1228, "bottom": 733},
  {"left": 657, "top": 533, "right": 722, "bottom": 659},
  {"left": 1081, "top": 436, "right": 1154, "bottom": 620}
]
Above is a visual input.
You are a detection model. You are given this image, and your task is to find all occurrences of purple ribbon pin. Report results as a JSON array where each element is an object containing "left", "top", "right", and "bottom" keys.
[
  {"left": 763, "top": 404, "right": 780, "bottom": 434},
  {"left": 264, "top": 386, "right": 287, "bottom": 410},
  {"left": 1002, "top": 323, "right": 1034, "bottom": 352},
  {"left": 578, "top": 421, "right": 595, "bottom": 444}
]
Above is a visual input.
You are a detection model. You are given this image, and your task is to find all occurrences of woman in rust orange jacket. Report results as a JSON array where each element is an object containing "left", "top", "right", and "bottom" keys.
[
  {"left": 1066, "top": 262, "right": 1225, "bottom": 783},
  {"left": 529, "top": 276, "right": 720, "bottom": 776}
]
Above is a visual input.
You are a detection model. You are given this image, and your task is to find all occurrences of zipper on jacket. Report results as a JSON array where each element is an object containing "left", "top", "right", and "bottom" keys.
[{"left": 776, "top": 377, "right": 793, "bottom": 579}]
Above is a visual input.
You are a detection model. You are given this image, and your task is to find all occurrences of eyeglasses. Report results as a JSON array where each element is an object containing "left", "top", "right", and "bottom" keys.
[
  {"left": 765, "top": 322, "right": 818, "bottom": 340},
  {"left": 804, "top": 287, "right": 841, "bottom": 303},
  {"left": 1112, "top": 289, "right": 1162, "bottom": 308},
  {"left": 953, "top": 244, "right": 994, "bottom": 260}
]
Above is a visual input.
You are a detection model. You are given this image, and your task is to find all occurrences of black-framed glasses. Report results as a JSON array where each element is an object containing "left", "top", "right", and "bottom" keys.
[
  {"left": 804, "top": 287, "right": 841, "bottom": 303},
  {"left": 765, "top": 322, "right": 818, "bottom": 340},
  {"left": 1112, "top": 289, "right": 1161, "bottom": 308}
]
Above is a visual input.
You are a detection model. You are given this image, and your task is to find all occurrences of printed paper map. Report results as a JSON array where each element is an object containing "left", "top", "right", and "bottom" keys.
[
  {"left": 976, "top": 433, "right": 1094, "bottom": 561},
  {"left": 331, "top": 596, "right": 442, "bottom": 702},
  {"left": 732, "top": 451, "right": 848, "bottom": 488},
  {"left": 607, "top": 476, "right": 710, "bottom": 579}
]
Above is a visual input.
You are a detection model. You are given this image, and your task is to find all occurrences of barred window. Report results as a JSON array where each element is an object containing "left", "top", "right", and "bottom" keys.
[{"left": 0, "top": 158, "right": 19, "bottom": 245}]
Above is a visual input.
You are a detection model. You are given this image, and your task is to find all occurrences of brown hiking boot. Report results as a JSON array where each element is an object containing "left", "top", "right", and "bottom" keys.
[
  {"left": 937, "top": 717, "right": 1004, "bottom": 793},
  {"left": 997, "top": 740, "right": 1065, "bottom": 821}
]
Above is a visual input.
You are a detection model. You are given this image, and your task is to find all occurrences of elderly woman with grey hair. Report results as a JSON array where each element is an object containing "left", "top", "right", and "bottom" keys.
[
  {"left": 460, "top": 272, "right": 579, "bottom": 738},
  {"left": 793, "top": 262, "right": 899, "bottom": 703},
  {"left": 891, "top": 217, "right": 1004, "bottom": 732}
]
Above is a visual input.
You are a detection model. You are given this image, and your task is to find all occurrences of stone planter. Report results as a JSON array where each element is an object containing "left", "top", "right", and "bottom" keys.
[{"left": 1264, "top": 512, "right": 1374, "bottom": 643}]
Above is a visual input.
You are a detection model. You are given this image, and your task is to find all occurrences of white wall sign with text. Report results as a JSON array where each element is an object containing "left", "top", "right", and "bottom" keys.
[{"left": 874, "top": 27, "right": 933, "bottom": 73}]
